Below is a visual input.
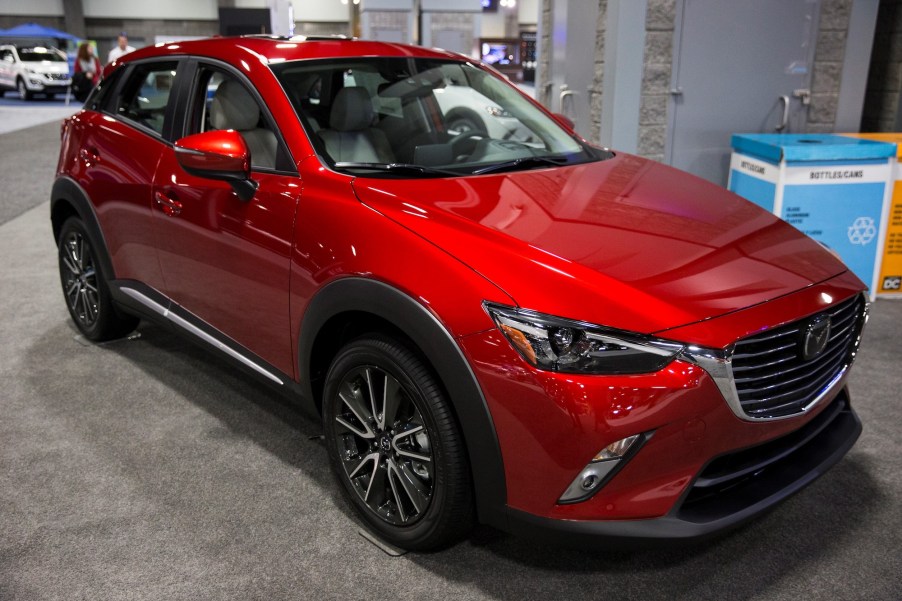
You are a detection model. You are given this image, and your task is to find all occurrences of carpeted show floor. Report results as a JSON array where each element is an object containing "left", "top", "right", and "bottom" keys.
[{"left": 1, "top": 117, "right": 901, "bottom": 600}]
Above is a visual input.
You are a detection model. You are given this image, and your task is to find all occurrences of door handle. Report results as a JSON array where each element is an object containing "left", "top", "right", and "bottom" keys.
[
  {"left": 560, "top": 86, "right": 577, "bottom": 117},
  {"left": 775, "top": 95, "right": 790, "bottom": 132},
  {"left": 154, "top": 191, "right": 183, "bottom": 217}
]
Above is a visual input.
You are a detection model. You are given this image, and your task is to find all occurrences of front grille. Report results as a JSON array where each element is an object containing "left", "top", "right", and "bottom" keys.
[{"left": 730, "top": 294, "right": 865, "bottom": 419}]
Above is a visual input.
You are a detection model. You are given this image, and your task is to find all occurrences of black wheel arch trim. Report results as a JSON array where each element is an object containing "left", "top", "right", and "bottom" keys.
[
  {"left": 297, "top": 277, "right": 507, "bottom": 525},
  {"left": 51, "top": 177, "right": 116, "bottom": 282}
]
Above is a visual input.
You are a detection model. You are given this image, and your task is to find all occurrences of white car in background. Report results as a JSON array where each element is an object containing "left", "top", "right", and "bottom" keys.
[
  {"left": 0, "top": 45, "right": 71, "bottom": 100},
  {"left": 433, "top": 84, "right": 538, "bottom": 143}
]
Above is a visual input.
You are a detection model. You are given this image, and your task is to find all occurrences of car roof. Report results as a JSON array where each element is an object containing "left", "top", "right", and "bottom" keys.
[{"left": 118, "top": 35, "right": 470, "bottom": 67}]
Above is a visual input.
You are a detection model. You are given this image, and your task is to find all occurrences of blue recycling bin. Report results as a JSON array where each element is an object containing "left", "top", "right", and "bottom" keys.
[{"left": 728, "top": 134, "right": 895, "bottom": 299}]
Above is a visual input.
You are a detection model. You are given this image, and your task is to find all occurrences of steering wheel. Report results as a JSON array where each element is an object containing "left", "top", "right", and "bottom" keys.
[{"left": 448, "top": 130, "right": 487, "bottom": 162}]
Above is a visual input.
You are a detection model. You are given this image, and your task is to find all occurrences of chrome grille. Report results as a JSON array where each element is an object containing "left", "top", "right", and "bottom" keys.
[{"left": 730, "top": 294, "right": 865, "bottom": 419}]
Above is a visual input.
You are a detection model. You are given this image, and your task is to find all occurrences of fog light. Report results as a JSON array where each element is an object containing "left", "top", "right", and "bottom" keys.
[{"left": 558, "top": 433, "right": 646, "bottom": 504}]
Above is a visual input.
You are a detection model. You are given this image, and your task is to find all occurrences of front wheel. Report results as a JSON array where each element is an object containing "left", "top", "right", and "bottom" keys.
[
  {"left": 57, "top": 217, "right": 139, "bottom": 341},
  {"left": 17, "top": 78, "right": 32, "bottom": 101},
  {"left": 322, "top": 335, "right": 474, "bottom": 550}
]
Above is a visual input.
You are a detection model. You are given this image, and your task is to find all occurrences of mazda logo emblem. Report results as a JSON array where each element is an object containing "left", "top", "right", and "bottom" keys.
[{"left": 801, "top": 314, "right": 832, "bottom": 361}]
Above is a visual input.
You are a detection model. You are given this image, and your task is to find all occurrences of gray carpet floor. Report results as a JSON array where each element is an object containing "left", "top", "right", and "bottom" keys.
[{"left": 2, "top": 121, "right": 901, "bottom": 600}]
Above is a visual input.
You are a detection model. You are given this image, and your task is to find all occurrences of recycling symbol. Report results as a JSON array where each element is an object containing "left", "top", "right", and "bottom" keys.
[{"left": 848, "top": 216, "right": 877, "bottom": 245}]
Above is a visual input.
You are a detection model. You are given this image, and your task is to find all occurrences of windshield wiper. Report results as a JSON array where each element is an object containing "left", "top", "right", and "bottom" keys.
[
  {"left": 333, "top": 162, "right": 461, "bottom": 177},
  {"left": 471, "top": 155, "right": 571, "bottom": 175}
]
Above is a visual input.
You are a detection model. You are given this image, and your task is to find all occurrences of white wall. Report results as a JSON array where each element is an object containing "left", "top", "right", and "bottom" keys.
[
  {"left": 294, "top": 0, "right": 349, "bottom": 22},
  {"left": 0, "top": 0, "right": 62, "bottom": 16},
  {"left": 518, "top": 0, "right": 538, "bottom": 25},
  {"left": 83, "top": 0, "right": 218, "bottom": 20},
  {"left": 82, "top": 1, "right": 348, "bottom": 24},
  {"left": 481, "top": 10, "right": 506, "bottom": 38}
]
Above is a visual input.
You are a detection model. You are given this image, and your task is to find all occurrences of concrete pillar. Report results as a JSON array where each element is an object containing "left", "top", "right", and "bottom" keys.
[{"left": 62, "top": 0, "right": 86, "bottom": 39}]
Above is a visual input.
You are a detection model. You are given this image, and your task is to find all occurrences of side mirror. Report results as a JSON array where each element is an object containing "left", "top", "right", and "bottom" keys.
[
  {"left": 552, "top": 112, "right": 576, "bottom": 132},
  {"left": 174, "top": 129, "right": 258, "bottom": 201}
]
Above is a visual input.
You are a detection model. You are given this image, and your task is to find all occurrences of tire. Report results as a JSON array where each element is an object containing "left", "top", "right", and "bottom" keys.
[
  {"left": 322, "top": 335, "right": 474, "bottom": 550},
  {"left": 446, "top": 110, "right": 487, "bottom": 136},
  {"left": 57, "top": 217, "right": 139, "bottom": 341},
  {"left": 17, "top": 78, "right": 32, "bottom": 101}
]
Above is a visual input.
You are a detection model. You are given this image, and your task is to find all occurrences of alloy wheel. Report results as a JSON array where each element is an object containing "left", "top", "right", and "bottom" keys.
[
  {"left": 331, "top": 365, "right": 434, "bottom": 526},
  {"left": 60, "top": 230, "right": 100, "bottom": 329}
]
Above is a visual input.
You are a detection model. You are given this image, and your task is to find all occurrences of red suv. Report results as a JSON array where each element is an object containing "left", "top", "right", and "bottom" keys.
[{"left": 53, "top": 36, "right": 867, "bottom": 551}]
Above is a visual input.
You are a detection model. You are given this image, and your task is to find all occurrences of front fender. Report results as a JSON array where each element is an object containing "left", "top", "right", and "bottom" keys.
[{"left": 298, "top": 277, "right": 508, "bottom": 525}]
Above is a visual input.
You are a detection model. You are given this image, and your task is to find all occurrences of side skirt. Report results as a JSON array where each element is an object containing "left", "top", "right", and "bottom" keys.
[{"left": 108, "top": 279, "right": 316, "bottom": 418}]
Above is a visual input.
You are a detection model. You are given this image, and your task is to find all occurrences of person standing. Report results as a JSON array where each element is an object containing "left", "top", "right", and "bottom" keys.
[
  {"left": 73, "top": 42, "right": 102, "bottom": 101},
  {"left": 107, "top": 32, "right": 135, "bottom": 63}
]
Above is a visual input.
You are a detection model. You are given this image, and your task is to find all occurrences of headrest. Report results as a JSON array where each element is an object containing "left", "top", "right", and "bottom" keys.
[
  {"left": 211, "top": 79, "right": 260, "bottom": 131},
  {"left": 329, "top": 87, "right": 374, "bottom": 132}
]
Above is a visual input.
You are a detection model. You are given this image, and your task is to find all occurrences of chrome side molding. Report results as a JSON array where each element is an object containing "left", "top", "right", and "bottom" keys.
[{"left": 119, "top": 286, "right": 284, "bottom": 386}]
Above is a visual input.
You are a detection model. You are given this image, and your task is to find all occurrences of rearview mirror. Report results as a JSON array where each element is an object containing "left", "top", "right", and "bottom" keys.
[{"left": 174, "top": 130, "right": 258, "bottom": 201}]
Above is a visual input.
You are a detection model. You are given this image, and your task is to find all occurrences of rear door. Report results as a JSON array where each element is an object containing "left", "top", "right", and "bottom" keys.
[
  {"left": 72, "top": 60, "right": 183, "bottom": 292},
  {"left": 151, "top": 60, "right": 300, "bottom": 377}
]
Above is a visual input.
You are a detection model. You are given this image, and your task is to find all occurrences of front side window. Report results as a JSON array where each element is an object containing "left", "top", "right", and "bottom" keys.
[
  {"left": 186, "top": 67, "right": 279, "bottom": 171},
  {"left": 271, "top": 57, "right": 608, "bottom": 177},
  {"left": 115, "top": 62, "right": 179, "bottom": 136}
]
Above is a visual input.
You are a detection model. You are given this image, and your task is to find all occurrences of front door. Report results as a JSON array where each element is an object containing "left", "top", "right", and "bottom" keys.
[
  {"left": 666, "top": 0, "right": 820, "bottom": 185},
  {"left": 152, "top": 64, "right": 300, "bottom": 376}
]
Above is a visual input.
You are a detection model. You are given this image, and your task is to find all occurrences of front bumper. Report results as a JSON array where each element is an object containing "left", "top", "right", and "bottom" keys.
[
  {"left": 498, "top": 391, "right": 860, "bottom": 546},
  {"left": 24, "top": 77, "right": 71, "bottom": 92},
  {"left": 457, "top": 274, "right": 866, "bottom": 543}
]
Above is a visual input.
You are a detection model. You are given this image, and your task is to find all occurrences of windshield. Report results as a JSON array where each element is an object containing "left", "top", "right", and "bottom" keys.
[
  {"left": 271, "top": 57, "right": 608, "bottom": 177},
  {"left": 18, "top": 47, "right": 66, "bottom": 62}
]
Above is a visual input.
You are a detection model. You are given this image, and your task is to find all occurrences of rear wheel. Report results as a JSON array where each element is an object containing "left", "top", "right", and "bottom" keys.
[
  {"left": 57, "top": 217, "right": 138, "bottom": 341},
  {"left": 322, "top": 335, "right": 474, "bottom": 550}
]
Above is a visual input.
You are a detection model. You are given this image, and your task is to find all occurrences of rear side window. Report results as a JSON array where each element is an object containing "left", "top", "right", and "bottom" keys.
[
  {"left": 115, "top": 62, "right": 179, "bottom": 136},
  {"left": 86, "top": 68, "right": 123, "bottom": 112}
]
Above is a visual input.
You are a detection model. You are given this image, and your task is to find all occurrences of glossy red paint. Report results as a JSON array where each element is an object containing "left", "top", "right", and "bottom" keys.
[
  {"left": 286, "top": 156, "right": 514, "bottom": 353},
  {"left": 66, "top": 111, "right": 168, "bottom": 292},
  {"left": 353, "top": 151, "right": 850, "bottom": 335},
  {"left": 55, "top": 36, "right": 868, "bottom": 545},
  {"left": 174, "top": 129, "right": 251, "bottom": 177},
  {"left": 459, "top": 325, "right": 852, "bottom": 519},
  {"left": 152, "top": 147, "right": 300, "bottom": 376}
]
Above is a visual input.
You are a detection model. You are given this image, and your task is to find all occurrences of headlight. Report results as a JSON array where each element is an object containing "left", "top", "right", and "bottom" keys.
[
  {"left": 484, "top": 303, "right": 684, "bottom": 375},
  {"left": 485, "top": 105, "right": 512, "bottom": 118}
]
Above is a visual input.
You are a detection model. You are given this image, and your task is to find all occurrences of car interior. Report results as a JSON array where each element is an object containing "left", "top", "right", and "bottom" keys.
[
  {"left": 275, "top": 59, "right": 554, "bottom": 170},
  {"left": 207, "top": 76, "right": 278, "bottom": 170}
]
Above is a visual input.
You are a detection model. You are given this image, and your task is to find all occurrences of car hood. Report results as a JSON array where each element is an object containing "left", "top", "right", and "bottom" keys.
[
  {"left": 24, "top": 61, "right": 68, "bottom": 74},
  {"left": 352, "top": 152, "right": 850, "bottom": 336}
]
